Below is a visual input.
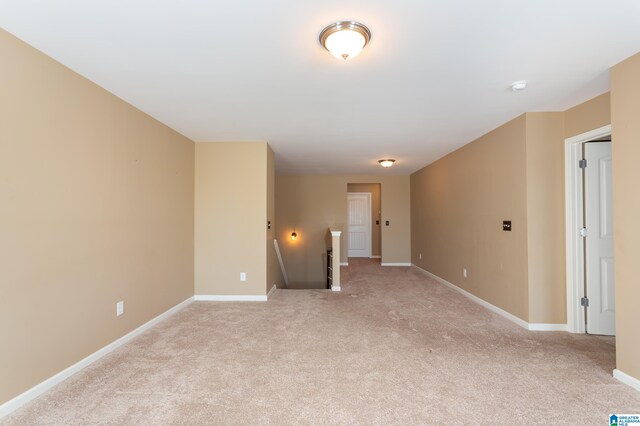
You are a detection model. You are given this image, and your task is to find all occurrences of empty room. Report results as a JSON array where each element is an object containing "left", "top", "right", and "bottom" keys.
[{"left": 1, "top": 1, "right": 640, "bottom": 424}]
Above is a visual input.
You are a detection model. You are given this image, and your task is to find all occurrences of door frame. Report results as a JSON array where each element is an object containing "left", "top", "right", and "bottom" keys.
[
  {"left": 347, "top": 192, "right": 372, "bottom": 258},
  {"left": 564, "top": 124, "right": 611, "bottom": 334}
]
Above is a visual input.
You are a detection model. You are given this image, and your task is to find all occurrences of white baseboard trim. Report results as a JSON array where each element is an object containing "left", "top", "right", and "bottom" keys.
[
  {"left": 195, "top": 294, "right": 267, "bottom": 302},
  {"left": 331, "top": 285, "right": 341, "bottom": 292},
  {"left": 614, "top": 369, "right": 640, "bottom": 392},
  {"left": 0, "top": 296, "right": 194, "bottom": 419},
  {"left": 412, "top": 265, "right": 567, "bottom": 332},
  {"left": 369, "top": 256, "right": 381, "bottom": 259},
  {"left": 528, "top": 323, "right": 568, "bottom": 331},
  {"left": 412, "top": 265, "right": 528, "bottom": 330},
  {"left": 381, "top": 262, "right": 412, "bottom": 267},
  {"left": 340, "top": 262, "right": 349, "bottom": 266},
  {"left": 267, "top": 285, "right": 277, "bottom": 299}
]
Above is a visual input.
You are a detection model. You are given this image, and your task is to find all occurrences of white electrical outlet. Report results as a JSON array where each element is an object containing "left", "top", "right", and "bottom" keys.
[
  {"left": 116, "top": 301, "right": 124, "bottom": 316},
  {"left": 240, "top": 272, "right": 247, "bottom": 281},
  {"left": 463, "top": 268, "right": 468, "bottom": 278}
]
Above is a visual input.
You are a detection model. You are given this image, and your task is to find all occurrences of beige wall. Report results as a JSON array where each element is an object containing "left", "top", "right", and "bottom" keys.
[
  {"left": 525, "top": 112, "right": 566, "bottom": 323},
  {"left": 411, "top": 89, "right": 610, "bottom": 324},
  {"left": 0, "top": 29, "right": 195, "bottom": 405},
  {"left": 411, "top": 90, "right": 612, "bottom": 325},
  {"left": 195, "top": 142, "right": 275, "bottom": 296},
  {"left": 611, "top": 52, "right": 640, "bottom": 382},
  {"left": 347, "top": 183, "right": 382, "bottom": 257},
  {"left": 276, "top": 175, "right": 410, "bottom": 286},
  {"left": 411, "top": 115, "right": 530, "bottom": 321},
  {"left": 411, "top": 96, "right": 613, "bottom": 324},
  {"left": 564, "top": 92, "right": 610, "bottom": 138}
]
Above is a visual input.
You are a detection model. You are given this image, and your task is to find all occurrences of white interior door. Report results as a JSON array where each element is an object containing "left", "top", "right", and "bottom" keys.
[
  {"left": 584, "top": 141, "right": 615, "bottom": 336},
  {"left": 348, "top": 193, "right": 371, "bottom": 258}
]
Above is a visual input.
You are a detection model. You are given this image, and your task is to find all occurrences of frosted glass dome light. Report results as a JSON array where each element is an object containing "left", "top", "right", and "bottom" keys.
[
  {"left": 320, "top": 21, "right": 371, "bottom": 61},
  {"left": 378, "top": 159, "right": 396, "bottom": 168}
]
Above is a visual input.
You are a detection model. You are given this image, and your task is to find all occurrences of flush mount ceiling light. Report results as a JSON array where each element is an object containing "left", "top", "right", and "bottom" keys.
[
  {"left": 319, "top": 21, "right": 371, "bottom": 61},
  {"left": 511, "top": 80, "right": 528, "bottom": 91},
  {"left": 378, "top": 159, "right": 395, "bottom": 168}
]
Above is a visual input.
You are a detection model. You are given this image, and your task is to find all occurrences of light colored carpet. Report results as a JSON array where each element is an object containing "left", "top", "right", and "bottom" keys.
[{"left": 4, "top": 258, "right": 640, "bottom": 425}]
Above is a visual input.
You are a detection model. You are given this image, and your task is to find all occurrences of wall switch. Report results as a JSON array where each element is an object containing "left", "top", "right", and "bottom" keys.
[
  {"left": 463, "top": 268, "right": 468, "bottom": 278},
  {"left": 502, "top": 220, "right": 512, "bottom": 231},
  {"left": 240, "top": 272, "right": 247, "bottom": 281},
  {"left": 385, "top": 220, "right": 390, "bottom": 226},
  {"left": 116, "top": 301, "right": 124, "bottom": 316}
]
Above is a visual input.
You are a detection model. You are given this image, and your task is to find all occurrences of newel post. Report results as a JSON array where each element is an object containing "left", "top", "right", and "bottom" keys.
[{"left": 330, "top": 229, "right": 341, "bottom": 291}]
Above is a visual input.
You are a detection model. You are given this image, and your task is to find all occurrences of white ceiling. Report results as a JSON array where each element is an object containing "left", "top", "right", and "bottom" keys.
[{"left": 2, "top": 0, "right": 640, "bottom": 174}]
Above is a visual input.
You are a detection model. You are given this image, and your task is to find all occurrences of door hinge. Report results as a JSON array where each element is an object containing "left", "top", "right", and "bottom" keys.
[
  {"left": 579, "top": 227, "right": 588, "bottom": 237},
  {"left": 580, "top": 297, "right": 589, "bottom": 307},
  {"left": 579, "top": 159, "right": 587, "bottom": 168}
]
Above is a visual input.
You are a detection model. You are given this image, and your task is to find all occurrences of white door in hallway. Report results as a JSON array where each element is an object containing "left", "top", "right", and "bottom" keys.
[
  {"left": 584, "top": 141, "right": 615, "bottom": 336},
  {"left": 348, "top": 193, "right": 371, "bottom": 258}
]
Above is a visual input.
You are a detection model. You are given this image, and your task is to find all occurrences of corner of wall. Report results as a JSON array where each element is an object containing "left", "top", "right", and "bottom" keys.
[
  {"left": 524, "top": 112, "right": 566, "bottom": 324},
  {"left": 194, "top": 142, "right": 270, "bottom": 296},
  {"left": 611, "top": 51, "right": 640, "bottom": 383}
]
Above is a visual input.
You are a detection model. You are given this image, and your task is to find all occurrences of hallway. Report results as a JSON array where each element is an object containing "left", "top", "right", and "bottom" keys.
[{"left": 5, "top": 261, "right": 639, "bottom": 425}]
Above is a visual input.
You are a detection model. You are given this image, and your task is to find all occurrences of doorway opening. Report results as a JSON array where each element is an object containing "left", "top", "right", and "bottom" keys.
[
  {"left": 347, "top": 183, "right": 381, "bottom": 263},
  {"left": 565, "top": 125, "right": 615, "bottom": 335}
]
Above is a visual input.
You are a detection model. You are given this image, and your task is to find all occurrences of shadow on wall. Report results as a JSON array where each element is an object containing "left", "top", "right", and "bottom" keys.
[
  {"left": 276, "top": 229, "right": 330, "bottom": 290},
  {"left": 287, "top": 281, "right": 327, "bottom": 289},
  {"left": 287, "top": 232, "right": 331, "bottom": 289}
]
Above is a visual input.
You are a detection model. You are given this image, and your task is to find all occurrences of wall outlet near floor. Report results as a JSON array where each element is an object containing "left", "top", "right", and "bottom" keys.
[
  {"left": 463, "top": 268, "right": 468, "bottom": 278},
  {"left": 116, "top": 301, "right": 124, "bottom": 316},
  {"left": 240, "top": 272, "right": 247, "bottom": 281}
]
